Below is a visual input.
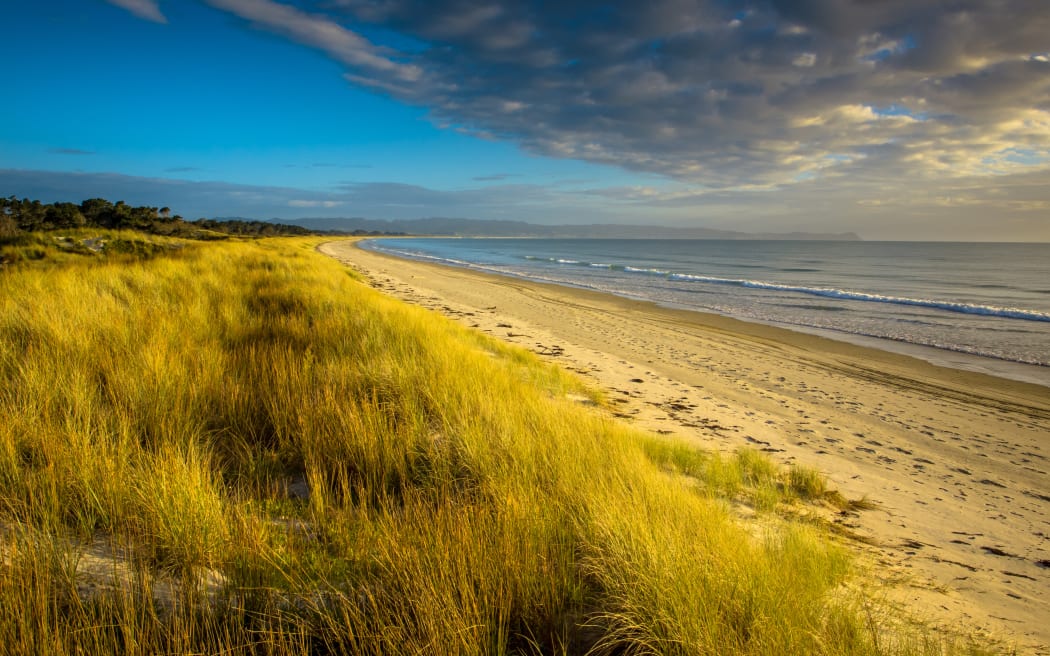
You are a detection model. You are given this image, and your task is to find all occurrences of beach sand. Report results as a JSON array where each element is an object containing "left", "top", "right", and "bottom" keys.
[{"left": 320, "top": 239, "right": 1050, "bottom": 653}]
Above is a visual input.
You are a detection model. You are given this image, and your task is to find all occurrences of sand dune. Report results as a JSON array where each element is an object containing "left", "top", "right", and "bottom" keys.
[{"left": 321, "top": 239, "right": 1050, "bottom": 654}]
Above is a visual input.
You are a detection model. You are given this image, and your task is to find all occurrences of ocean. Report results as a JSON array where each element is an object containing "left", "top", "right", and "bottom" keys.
[{"left": 362, "top": 238, "right": 1050, "bottom": 387}]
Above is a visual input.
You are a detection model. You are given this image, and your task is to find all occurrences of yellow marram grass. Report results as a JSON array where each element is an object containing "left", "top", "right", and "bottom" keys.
[{"left": 0, "top": 237, "right": 993, "bottom": 654}]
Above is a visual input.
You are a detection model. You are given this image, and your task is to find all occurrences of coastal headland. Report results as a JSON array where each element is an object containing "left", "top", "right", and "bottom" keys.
[{"left": 321, "top": 239, "right": 1050, "bottom": 653}]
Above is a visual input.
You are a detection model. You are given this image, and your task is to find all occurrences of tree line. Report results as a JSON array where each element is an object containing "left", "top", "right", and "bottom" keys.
[{"left": 0, "top": 196, "right": 314, "bottom": 239}]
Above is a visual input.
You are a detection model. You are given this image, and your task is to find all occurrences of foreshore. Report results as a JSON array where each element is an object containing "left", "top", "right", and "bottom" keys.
[{"left": 320, "top": 239, "right": 1050, "bottom": 653}]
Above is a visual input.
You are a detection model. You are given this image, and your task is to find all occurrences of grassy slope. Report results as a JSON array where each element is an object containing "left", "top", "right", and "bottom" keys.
[{"left": 0, "top": 237, "right": 986, "bottom": 654}]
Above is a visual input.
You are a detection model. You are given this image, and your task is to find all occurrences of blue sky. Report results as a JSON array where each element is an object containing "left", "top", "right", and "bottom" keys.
[
  {"left": 2, "top": 0, "right": 1049, "bottom": 240},
  {"left": 2, "top": 2, "right": 621, "bottom": 186}
]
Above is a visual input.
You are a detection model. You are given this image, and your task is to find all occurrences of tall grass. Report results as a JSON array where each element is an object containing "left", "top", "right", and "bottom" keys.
[{"left": 0, "top": 238, "right": 990, "bottom": 654}]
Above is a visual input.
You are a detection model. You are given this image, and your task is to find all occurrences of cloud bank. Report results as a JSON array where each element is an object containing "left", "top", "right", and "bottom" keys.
[
  {"left": 6, "top": 167, "right": 1049, "bottom": 241},
  {"left": 192, "top": 0, "right": 1050, "bottom": 191}
]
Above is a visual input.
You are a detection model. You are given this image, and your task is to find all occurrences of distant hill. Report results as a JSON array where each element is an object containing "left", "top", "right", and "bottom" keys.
[{"left": 274, "top": 216, "right": 862, "bottom": 240}]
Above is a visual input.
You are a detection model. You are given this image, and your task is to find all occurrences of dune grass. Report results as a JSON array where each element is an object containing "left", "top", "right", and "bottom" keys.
[{"left": 0, "top": 237, "right": 994, "bottom": 654}]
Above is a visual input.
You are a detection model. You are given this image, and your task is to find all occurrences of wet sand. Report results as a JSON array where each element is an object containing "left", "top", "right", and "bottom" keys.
[{"left": 320, "top": 239, "right": 1050, "bottom": 653}]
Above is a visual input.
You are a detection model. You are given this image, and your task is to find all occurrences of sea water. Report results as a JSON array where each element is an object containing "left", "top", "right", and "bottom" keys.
[{"left": 362, "top": 238, "right": 1050, "bottom": 386}]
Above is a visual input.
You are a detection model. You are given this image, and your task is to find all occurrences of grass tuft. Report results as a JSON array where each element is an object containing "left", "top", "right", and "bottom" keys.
[{"left": 789, "top": 463, "right": 829, "bottom": 500}]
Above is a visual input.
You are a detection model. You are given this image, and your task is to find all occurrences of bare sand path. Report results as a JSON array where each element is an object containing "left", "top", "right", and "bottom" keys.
[{"left": 320, "top": 239, "right": 1050, "bottom": 653}]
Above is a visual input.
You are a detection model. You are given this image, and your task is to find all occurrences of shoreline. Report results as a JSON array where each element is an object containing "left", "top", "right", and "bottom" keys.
[
  {"left": 746, "top": 320, "right": 1050, "bottom": 389},
  {"left": 321, "top": 239, "right": 1050, "bottom": 653},
  {"left": 360, "top": 238, "right": 1050, "bottom": 388}
]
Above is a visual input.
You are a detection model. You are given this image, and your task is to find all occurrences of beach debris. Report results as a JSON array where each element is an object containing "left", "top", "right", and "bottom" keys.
[
  {"left": 979, "top": 478, "right": 1007, "bottom": 488},
  {"left": 980, "top": 545, "right": 1019, "bottom": 558},
  {"left": 929, "top": 555, "right": 980, "bottom": 572},
  {"left": 536, "top": 343, "right": 564, "bottom": 356}
]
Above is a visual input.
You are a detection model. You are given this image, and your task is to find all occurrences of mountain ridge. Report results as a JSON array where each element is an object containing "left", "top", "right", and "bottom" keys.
[{"left": 261, "top": 216, "right": 862, "bottom": 240}]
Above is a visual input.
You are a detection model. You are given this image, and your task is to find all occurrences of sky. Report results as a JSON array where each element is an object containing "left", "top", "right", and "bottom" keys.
[{"left": 1, "top": 1, "right": 1049, "bottom": 240}]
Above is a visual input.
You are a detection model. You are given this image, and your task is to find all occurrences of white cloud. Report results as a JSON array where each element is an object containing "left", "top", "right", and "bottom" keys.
[
  {"left": 288, "top": 200, "right": 343, "bottom": 208},
  {"left": 105, "top": 0, "right": 167, "bottom": 24},
  {"left": 206, "top": 0, "right": 421, "bottom": 82},
  {"left": 792, "top": 52, "right": 816, "bottom": 67}
]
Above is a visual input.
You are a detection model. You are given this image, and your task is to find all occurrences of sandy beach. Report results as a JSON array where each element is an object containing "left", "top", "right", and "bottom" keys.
[{"left": 320, "top": 239, "right": 1050, "bottom": 653}]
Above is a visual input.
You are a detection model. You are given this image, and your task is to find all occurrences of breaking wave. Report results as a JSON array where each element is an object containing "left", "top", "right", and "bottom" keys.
[
  {"left": 522, "top": 253, "right": 1050, "bottom": 322},
  {"left": 664, "top": 273, "right": 1050, "bottom": 322}
]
